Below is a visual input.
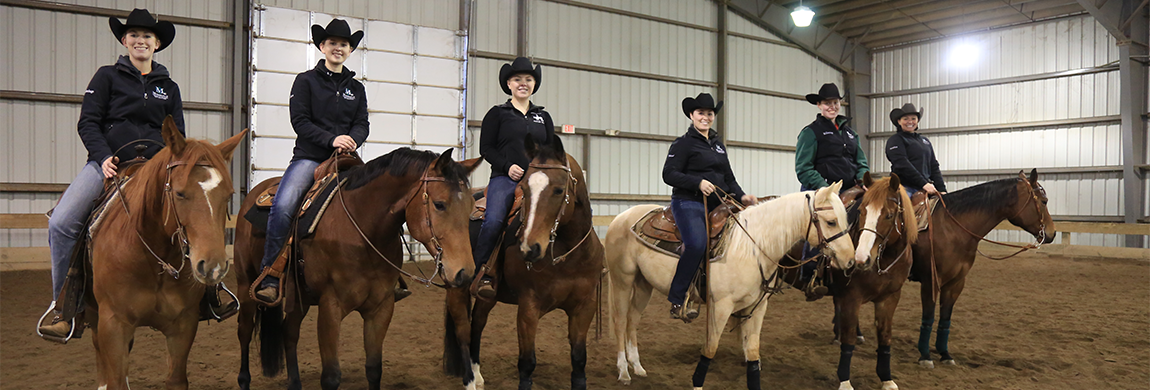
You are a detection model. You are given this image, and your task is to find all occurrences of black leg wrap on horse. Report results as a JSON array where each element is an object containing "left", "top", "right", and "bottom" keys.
[
  {"left": 917, "top": 320, "right": 934, "bottom": 361},
  {"left": 571, "top": 346, "right": 588, "bottom": 390},
  {"left": 937, "top": 320, "right": 952, "bottom": 361},
  {"left": 876, "top": 345, "right": 892, "bottom": 381},
  {"left": 746, "top": 360, "right": 762, "bottom": 390},
  {"left": 518, "top": 352, "right": 536, "bottom": 390},
  {"left": 366, "top": 362, "right": 382, "bottom": 388},
  {"left": 692, "top": 355, "right": 712, "bottom": 388},
  {"left": 837, "top": 343, "right": 855, "bottom": 382}
]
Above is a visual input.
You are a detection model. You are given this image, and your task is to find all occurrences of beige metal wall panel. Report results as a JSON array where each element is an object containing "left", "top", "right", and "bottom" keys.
[
  {"left": 872, "top": 15, "right": 1118, "bottom": 94},
  {"left": 529, "top": 0, "right": 716, "bottom": 82},
  {"left": 727, "top": 35, "right": 843, "bottom": 98},
  {"left": 29, "top": 0, "right": 231, "bottom": 20},
  {"left": 726, "top": 11, "right": 782, "bottom": 41},
  {"left": 575, "top": 0, "right": 717, "bottom": 28},
  {"left": 256, "top": 0, "right": 459, "bottom": 30},
  {"left": 1, "top": 102, "right": 85, "bottom": 184},
  {"left": 0, "top": 193, "right": 56, "bottom": 248},
  {"left": 723, "top": 91, "right": 825, "bottom": 147},
  {"left": 471, "top": 0, "right": 516, "bottom": 55},
  {"left": 726, "top": 146, "right": 801, "bottom": 196}
]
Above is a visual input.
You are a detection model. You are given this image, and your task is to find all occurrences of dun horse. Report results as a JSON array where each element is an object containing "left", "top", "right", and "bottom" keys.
[
  {"left": 84, "top": 117, "right": 245, "bottom": 390},
  {"left": 604, "top": 182, "right": 858, "bottom": 390},
  {"left": 234, "top": 148, "right": 478, "bottom": 390},
  {"left": 443, "top": 135, "right": 604, "bottom": 390},
  {"left": 912, "top": 169, "right": 1055, "bottom": 368}
]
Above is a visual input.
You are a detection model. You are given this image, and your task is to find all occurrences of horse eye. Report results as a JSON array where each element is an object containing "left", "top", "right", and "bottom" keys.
[
  {"left": 553, "top": 188, "right": 563, "bottom": 196},
  {"left": 175, "top": 192, "right": 187, "bottom": 199},
  {"left": 827, "top": 220, "right": 837, "bottom": 227},
  {"left": 433, "top": 201, "right": 446, "bottom": 211},
  {"left": 886, "top": 213, "right": 894, "bottom": 219}
]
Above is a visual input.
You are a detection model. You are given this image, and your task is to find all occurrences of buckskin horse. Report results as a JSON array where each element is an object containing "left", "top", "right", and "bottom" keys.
[
  {"left": 80, "top": 117, "right": 245, "bottom": 390},
  {"left": 604, "top": 182, "right": 858, "bottom": 390},
  {"left": 234, "top": 148, "right": 478, "bottom": 390},
  {"left": 911, "top": 169, "right": 1055, "bottom": 369},
  {"left": 442, "top": 135, "right": 603, "bottom": 390}
]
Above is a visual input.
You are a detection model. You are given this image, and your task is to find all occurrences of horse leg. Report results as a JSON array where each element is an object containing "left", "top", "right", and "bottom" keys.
[
  {"left": 163, "top": 314, "right": 199, "bottom": 390},
  {"left": 695, "top": 299, "right": 735, "bottom": 390},
  {"left": 737, "top": 299, "right": 769, "bottom": 390},
  {"left": 609, "top": 266, "right": 642, "bottom": 384},
  {"left": 917, "top": 275, "right": 937, "bottom": 368},
  {"left": 626, "top": 278, "right": 654, "bottom": 378},
  {"left": 835, "top": 298, "right": 860, "bottom": 390},
  {"left": 94, "top": 311, "right": 135, "bottom": 390},
  {"left": 566, "top": 297, "right": 597, "bottom": 390},
  {"left": 873, "top": 293, "right": 901, "bottom": 390},
  {"left": 316, "top": 299, "right": 347, "bottom": 390},
  {"left": 236, "top": 299, "right": 259, "bottom": 390},
  {"left": 284, "top": 306, "right": 309, "bottom": 390},
  {"left": 936, "top": 278, "right": 966, "bottom": 366},
  {"left": 470, "top": 297, "right": 498, "bottom": 390},
  {"left": 361, "top": 299, "right": 395, "bottom": 390},
  {"left": 444, "top": 288, "right": 476, "bottom": 389},
  {"left": 515, "top": 302, "right": 542, "bottom": 390}
]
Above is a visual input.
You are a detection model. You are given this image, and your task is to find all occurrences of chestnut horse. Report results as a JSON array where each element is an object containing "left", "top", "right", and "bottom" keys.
[
  {"left": 912, "top": 169, "right": 1055, "bottom": 368},
  {"left": 443, "top": 135, "right": 604, "bottom": 390},
  {"left": 605, "top": 182, "right": 859, "bottom": 390},
  {"left": 84, "top": 117, "right": 245, "bottom": 389},
  {"left": 827, "top": 173, "right": 917, "bottom": 390},
  {"left": 234, "top": 148, "right": 478, "bottom": 390}
]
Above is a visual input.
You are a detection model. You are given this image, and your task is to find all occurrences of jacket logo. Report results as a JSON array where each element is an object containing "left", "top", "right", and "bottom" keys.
[
  {"left": 923, "top": 139, "right": 930, "bottom": 144},
  {"left": 85, "top": 89, "right": 96, "bottom": 95},
  {"left": 714, "top": 144, "right": 725, "bottom": 154},
  {"left": 151, "top": 86, "right": 168, "bottom": 100},
  {"left": 823, "top": 131, "right": 834, "bottom": 135},
  {"left": 889, "top": 145, "right": 899, "bottom": 150},
  {"left": 531, "top": 113, "right": 544, "bottom": 124},
  {"left": 847, "top": 133, "right": 855, "bottom": 139},
  {"left": 341, "top": 88, "right": 356, "bottom": 100}
]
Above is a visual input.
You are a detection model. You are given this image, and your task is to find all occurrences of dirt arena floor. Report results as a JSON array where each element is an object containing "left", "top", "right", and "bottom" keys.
[{"left": 2, "top": 253, "right": 1147, "bottom": 389}]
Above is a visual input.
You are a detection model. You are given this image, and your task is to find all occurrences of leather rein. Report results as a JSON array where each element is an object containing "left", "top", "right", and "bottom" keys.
[
  {"left": 937, "top": 180, "right": 1048, "bottom": 260},
  {"left": 859, "top": 194, "right": 912, "bottom": 275},
  {"left": 522, "top": 160, "right": 595, "bottom": 266}
]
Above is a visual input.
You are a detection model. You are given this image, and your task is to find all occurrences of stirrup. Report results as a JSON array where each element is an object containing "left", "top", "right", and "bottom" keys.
[
  {"left": 36, "top": 301, "right": 76, "bottom": 344},
  {"left": 206, "top": 284, "right": 240, "bottom": 322}
]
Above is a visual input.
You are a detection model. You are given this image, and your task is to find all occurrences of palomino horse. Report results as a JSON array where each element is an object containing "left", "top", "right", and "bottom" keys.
[
  {"left": 605, "top": 182, "right": 858, "bottom": 390},
  {"left": 85, "top": 117, "right": 245, "bottom": 389},
  {"left": 828, "top": 172, "right": 917, "bottom": 390},
  {"left": 234, "top": 148, "right": 478, "bottom": 390},
  {"left": 443, "top": 135, "right": 603, "bottom": 390},
  {"left": 912, "top": 169, "right": 1055, "bottom": 368}
]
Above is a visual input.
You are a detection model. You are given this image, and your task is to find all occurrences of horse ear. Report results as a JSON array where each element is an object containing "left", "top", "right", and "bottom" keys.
[
  {"left": 524, "top": 134, "right": 538, "bottom": 160},
  {"left": 162, "top": 115, "right": 186, "bottom": 156},
  {"left": 435, "top": 148, "right": 455, "bottom": 171},
  {"left": 819, "top": 180, "right": 842, "bottom": 203},
  {"left": 459, "top": 157, "right": 483, "bottom": 174},
  {"left": 216, "top": 128, "right": 247, "bottom": 162},
  {"left": 549, "top": 134, "right": 565, "bottom": 156},
  {"left": 862, "top": 171, "right": 874, "bottom": 187},
  {"left": 1017, "top": 170, "right": 1027, "bottom": 181},
  {"left": 888, "top": 172, "right": 901, "bottom": 191},
  {"left": 1028, "top": 168, "right": 1039, "bottom": 187}
]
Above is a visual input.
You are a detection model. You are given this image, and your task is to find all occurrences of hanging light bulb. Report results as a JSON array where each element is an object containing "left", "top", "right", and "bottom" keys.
[{"left": 791, "top": 1, "right": 815, "bottom": 28}]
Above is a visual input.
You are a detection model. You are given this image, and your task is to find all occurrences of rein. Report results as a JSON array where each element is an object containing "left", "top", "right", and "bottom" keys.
[
  {"left": 860, "top": 195, "right": 909, "bottom": 275},
  {"left": 935, "top": 180, "right": 1047, "bottom": 260},
  {"left": 524, "top": 160, "right": 595, "bottom": 265}
]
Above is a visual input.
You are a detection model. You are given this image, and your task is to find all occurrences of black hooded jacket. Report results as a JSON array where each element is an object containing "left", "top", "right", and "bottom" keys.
[
  {"left": 77, "top": 56, "right": 185, "bottom": 163},
  {"left": 663, "top": 127, "right": 746, "bottom": 206},
  {"left": 289, "top": 60, "right": 370, "bottom": 162},
  {"left": 479, "top": 100, "right": 554, "bottom": 179},
  {"left": 885, "top": 130, "right": 946, "bottom": 192}
]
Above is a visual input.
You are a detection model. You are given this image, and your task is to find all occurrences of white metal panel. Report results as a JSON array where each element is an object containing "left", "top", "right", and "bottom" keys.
[
  {"left": 0, "top": 193, "right": 57, "bottom": 248},
  {"left": 725, "top": 91, "right": 819, "bottom": 146},
  {"left": 576, "top": 0, "right": 717, "bottom": 28},
  {"left": 1, "top": 102, "right": 84, "bottom": 184},
  {"left": 256, "top": 0, "right": 459, "bottom": 30},
  {"left": 726, "top": 10, "right": 784, "bottom": 41},
  {"left": 529, "top": 0, "right": 716, "bottom": 82},
  {"left": 727, "top": 35, "right": 843, "bottom": 97},
  {"left": 470, "top": 0, "right": 515, "bottom": 54}
]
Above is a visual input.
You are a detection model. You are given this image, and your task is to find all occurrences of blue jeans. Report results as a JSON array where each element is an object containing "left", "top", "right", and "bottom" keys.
[
  {"left": 905, "top": 187, "right": 919, "bottom": 197},
  {"left": 667, "top": 198, "right": 708, "bottom": 306},
  {"left": 47, "top": 161, "right": 106, "bottom": 300},
  {"left": 472, "top": 176, "right": 518, "bottom": 270},
  {"left": 259, "top": 158, "right": 320, "bottom": 283}
]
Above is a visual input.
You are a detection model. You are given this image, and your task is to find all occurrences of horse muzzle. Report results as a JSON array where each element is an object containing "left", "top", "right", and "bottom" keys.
[
  {"left": 192, "top": 258, "right": 229, "bottom": 285},
  {"left": 521, "top": 242, "right": 544, "bottom": 263}
]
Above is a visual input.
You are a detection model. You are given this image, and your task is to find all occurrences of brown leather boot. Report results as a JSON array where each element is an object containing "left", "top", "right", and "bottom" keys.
[
  {"left": 393, "top": 284, "right": 412, "bottom": 302},
  {"left": 255, "top": 285, "right": 278, "bottom": 303},
  {"left": 476, "top": 277, "right": 496, "bottom": 299},
  {"left": 38, "top": 312, "right": 72, "bottom": 339}
]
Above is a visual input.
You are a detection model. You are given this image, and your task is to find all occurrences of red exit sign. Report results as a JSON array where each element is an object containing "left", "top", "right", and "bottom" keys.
[{"left": 561, "top": 124, "right": 575, "bottom": 134}]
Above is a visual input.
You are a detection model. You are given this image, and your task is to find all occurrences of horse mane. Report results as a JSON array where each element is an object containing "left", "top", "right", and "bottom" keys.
[
  {"left": 723, "top": 192, "right": 815, "bottom": 264},
  {"left": 342, "top": 148, "right": 470, "bottom": 192},
  {"left": 940, "top": 178, "right": 1019, "bottom": 216},
  {"left": 861, "top": 178, "right": 918, "bottom": 244},
  {"left": 133, "top": 140, "right": 232, "bottom": 230}
]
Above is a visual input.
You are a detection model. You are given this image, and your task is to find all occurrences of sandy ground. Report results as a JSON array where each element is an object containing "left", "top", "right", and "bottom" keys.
[{"left": 2, "top": 253, "right": 1147, "bottom": 389}]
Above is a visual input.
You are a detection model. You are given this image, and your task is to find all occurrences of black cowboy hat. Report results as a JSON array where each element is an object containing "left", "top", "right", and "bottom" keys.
[
  {"left": 109, "top": 9, "right": 176, "bottom": 53},
  {"left": 681, "top": 93, "right": 723, "bottom": 118},
  {"left": 311, "top": 19, "right": 364, "bottom": 51},
  {"left": 889, "top": 103, "right": 923, "bottom": 128},
  {"left": 805, "top": 83, "right": 843, "bottom": 105},
  {"left": 499, "top": 57, "right": 542, "bottom": 95}
]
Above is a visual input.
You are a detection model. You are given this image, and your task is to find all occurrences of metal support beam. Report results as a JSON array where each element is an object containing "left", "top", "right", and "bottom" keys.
[
  {"left": 847, "top": 40, "right": 872, "bottom": 140},
  {"left": 231, "top": 0, "right": 250, "bottom": 208},
  {"left": 725, "top": 0, "right": 866, "bottom": 75},
  {"left": 1077, "top": 0, "right": 1148, "bottom": 45},
  {"left": 717, "top": 1, "right": 729, "bottom": 135},
  {"left": 516, "top": 0, "right": 528, "bottom": 56}
]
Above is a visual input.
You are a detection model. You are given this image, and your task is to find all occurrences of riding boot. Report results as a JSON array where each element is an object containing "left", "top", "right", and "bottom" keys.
[
  {"left": 38, "top": 310, "right": 72, "bottom": 339},
  {"left": 255, "top": 275, "right": 279, "bottom": 303},
  {"left": 476, "top": 275, "right": 496, "bottom": 299},
  {"left": 394, "top": 278, "right": 412, "bottom": 302},
  {"left": 201, "top": 283, "right": 239, "bottom": 322}
]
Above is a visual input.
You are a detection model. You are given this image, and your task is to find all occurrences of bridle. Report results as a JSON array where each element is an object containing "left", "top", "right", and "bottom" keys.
[
  {"left": 803, "top": 193, "right": 851, "bottom": 256},
  {"left": 521, "top": 159, "right": 595, "bottom": 266},
  {"left": 858, "top": 193, "right": 910, "bottom": 275},
  {"left": 937, "top": 179, "right": 1048, "bottom": 260}
]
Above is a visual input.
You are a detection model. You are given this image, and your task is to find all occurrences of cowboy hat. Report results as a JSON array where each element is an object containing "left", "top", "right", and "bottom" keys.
[
  {"left": 889, "top": 103, "right": 923, "bottom": 129},
  {"left": 682, "top": 93, "right": 723, "bottom": 118},
  {"left": 311, "top": 19, "right": 364, "bottom": 51},
  {"left": 499, "top": 57, "right": 542, "bottom": 95},
  {"left": 805, "top": 83, "right": 843, "bottom": 105},
  {"left": 109, "top": 9, "right": 176, "bottom": 53}
]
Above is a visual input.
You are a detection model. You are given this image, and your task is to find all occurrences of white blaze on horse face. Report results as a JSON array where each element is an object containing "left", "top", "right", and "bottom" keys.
[
  {"left": 199, "top": 167, "right": 222, "bottom": 217},
  {"left": 855, "top": 203, "right": 881, "bottom": 264},
  {"left": 524, "top": 171, "right": 549, "bottom": 239}
]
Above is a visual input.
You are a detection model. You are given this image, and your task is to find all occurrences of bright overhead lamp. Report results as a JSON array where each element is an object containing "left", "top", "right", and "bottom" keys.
[{"left": 791, "top": 3, "right": 815, "bottom": 27}]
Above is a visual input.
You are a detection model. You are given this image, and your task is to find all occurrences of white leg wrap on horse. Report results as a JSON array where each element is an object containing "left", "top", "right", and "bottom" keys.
[
  {"left": 616, "top": 351, "right": 631, "bottom": 384},
  {"left": 838, "top": 380, "right": 855, "bottom": 390},
  {"left": 626, "top": 341, "right": 646, "bottom": 376},
  {"left": 919, "top": 359, "right": 935, "bottom": 369},
  {"left": 472, "top": 363, "right": 484, "bottom": 389},
  {"left": 881, "top": 380, "right": 899, "bottom": 390}
]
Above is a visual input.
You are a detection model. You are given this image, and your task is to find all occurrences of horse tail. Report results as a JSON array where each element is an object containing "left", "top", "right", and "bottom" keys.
[
  {"left": 257, "top": 305, "right": 285, "bottom": 377},
  {"left": 442, "top": 293, "right": 471, "bottom": 377}
]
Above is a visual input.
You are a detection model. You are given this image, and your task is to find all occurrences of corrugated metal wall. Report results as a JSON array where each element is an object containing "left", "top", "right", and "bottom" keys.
[
  {"left": 1, "top": 0, "right": 236, "bottom": 248},
  {"left": 466, "top": 0, "right": 844, "bottom": 226},
  {"left": 255, "top": 0, "right": 459, "bottom": 30},
  {"left": 870, "top": 15, "right": 1131, "bottom": 247}
]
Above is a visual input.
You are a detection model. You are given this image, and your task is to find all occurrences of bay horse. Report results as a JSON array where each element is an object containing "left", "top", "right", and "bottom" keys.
[
  {"left": 911, "top": 169, "right": 1055, "bottom": 368},
  {"left": 234, "top": 148, "right": 479, "bottom": 390},
  {"left": 827, "top": 172, "right": 917, "bottom": 390},
  {"left": 85, "top": 116, "right": 245, "bottom": 389},
  {"left": 442, "top": 135, "right": 604, "bottom": 390},
  {"left": 605, "top": 181, "right": 858, "bottom": 390}
]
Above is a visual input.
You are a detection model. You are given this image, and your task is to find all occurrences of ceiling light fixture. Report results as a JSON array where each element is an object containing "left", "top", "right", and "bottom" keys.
[{"left": 791, "top": 1, "right": 815, "bottom": 27}]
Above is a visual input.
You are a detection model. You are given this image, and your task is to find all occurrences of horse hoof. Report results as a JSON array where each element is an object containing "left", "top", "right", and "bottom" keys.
[
  {"left": 838, "top": 380, "right": 855, "bottom": 390},
  {"left": 856, "top": 335, "right": 865, "bottom": 344},
  {"left": 941, "top": 359, "right": 957, "bottom": 366},
  {"left": 633, "top": 364, "right": 647, "bottom": 377},
  {"left": 618, "top": 376, "right": 631, "bottom": 385},
  {"left": 918, "top": 359, "right": 935, "bottom": 369},
  {"left": 472, "top": 363, "right": 485, "bottom": 390},
  {"left": 831, "top": 338, "right": 841, "bottom": 346},
  {"left": 880, "top": 380, "right": 899, "bottom": 390}
]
